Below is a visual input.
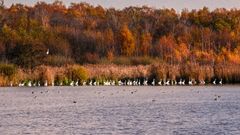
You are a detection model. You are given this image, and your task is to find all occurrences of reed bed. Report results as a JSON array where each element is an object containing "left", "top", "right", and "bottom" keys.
[{"left": 0, "top": 63, "right": 240, "bottom": 86}]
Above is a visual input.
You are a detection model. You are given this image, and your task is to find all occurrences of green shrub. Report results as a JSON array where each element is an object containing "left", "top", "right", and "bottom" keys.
[
  {"left": 70, "top": 65, "right": 89, "bottom": 81},
  {"left": 0, "top": 64, "right": 17, "bottom": 77}
]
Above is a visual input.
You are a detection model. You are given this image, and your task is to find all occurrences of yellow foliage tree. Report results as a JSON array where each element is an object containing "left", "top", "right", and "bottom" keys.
[{"left": 119, "top": 25, "right": 136, "bottom": 56}]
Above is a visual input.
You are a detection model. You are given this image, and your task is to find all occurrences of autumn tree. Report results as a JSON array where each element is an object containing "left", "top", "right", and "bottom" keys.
[
  {"left": 0, "top": 2, "right": 240, "bottom": 68},
  {"left": 155, "top": 35, "right": 176, "bottom": 64},
  {"left": 119, "top": 25, "right": 136, "bottom": 56},
  {"left": 139, "top": 32, "right": 152, "bottom": 56},
  {"left": 175, "top": 43, "right": 190, "bottom": 63}
]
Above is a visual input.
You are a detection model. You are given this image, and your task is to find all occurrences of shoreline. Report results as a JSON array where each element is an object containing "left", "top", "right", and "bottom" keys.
[
  {"left": 0, "top": 63, "right": 240, "bottom": 87},
  {"left": 0, "top": 85, "right": 235, "bottom": 88},
  {"left": 1, "top": 85, "right": 238, "bottom": 88}
]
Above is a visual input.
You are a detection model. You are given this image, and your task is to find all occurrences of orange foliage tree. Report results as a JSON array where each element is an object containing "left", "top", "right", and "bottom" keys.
[
  {"left": 119, "top": 25, "right": 136, "bottom": 56},
  {"left": 139, "top": 32, "right": 152, "bottom": 56}
]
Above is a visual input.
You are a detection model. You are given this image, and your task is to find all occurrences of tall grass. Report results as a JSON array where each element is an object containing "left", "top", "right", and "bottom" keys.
[
  {"left": 214, "top": 63, "right": 240, "bottom": 83},
  {"left": 0, "top": 65, "right": 89, "bottom": 86},
  {"left": 0, "top": 63, "right": 240, "bottom": 86},
  {"left": 84, "top": 64, "right": 150, "bottom": 80}
]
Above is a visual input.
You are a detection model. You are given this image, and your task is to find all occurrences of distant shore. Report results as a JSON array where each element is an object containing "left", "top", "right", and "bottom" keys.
[{"left": 1, "top": 3, "right": 240, "bottom": 87}]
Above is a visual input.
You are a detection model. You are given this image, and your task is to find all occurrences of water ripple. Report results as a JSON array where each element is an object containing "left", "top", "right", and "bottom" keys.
[{"left": 0, "top": 86, "right": 240, "bottom": 135}]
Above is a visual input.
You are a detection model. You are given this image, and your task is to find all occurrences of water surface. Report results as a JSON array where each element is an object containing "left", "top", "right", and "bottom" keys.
[{"left": 0, "top": 86, "right": 240, "bottom": 135}]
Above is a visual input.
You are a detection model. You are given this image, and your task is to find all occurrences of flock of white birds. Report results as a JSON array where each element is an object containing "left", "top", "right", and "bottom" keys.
[{"left": 13, "top": 78, "right": 223, "bottom": 87}]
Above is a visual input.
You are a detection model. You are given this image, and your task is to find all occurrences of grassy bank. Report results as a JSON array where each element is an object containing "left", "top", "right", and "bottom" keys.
[{"left": 0, "top": 63, "right": 240, "bottom": 87}]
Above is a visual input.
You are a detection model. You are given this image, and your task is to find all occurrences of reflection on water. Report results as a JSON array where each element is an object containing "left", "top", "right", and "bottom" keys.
[{"left": 0, "top": 86, "right": 240, "bottom": 135}]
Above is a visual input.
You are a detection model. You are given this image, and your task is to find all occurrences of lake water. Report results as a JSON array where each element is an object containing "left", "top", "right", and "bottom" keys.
[{"left": 0, "top": 86, "right": 240, "bottom": 135}]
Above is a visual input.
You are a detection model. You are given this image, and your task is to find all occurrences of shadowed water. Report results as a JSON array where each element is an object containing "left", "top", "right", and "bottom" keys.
[{"left": 0, "top": 86, "right": 240, "bottom": 135}]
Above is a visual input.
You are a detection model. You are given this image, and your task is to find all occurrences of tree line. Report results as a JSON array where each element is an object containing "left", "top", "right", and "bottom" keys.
[{"left": 0, "top": 1, "right": 240, "bottom": 68}]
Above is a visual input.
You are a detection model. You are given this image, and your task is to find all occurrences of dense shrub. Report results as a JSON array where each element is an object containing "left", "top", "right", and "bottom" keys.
[
  {"left": 8, "top": 43, "right": 47, "bottom": 69},
  {"left": 69, "top": 65, "right": 89, "bottom": 81},
  {"left": 0, "top": 64, "right": 17, "bottom": 77}
]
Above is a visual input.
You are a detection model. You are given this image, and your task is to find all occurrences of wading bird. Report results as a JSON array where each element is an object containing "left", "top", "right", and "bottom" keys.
[
  {"left": 158, "top": 80, "right": 162, "bottom": 86},
  {"left": 46, "top": 49, "right": 49, "bottom": 55},
  {"left": 152, "top": 79, "right": 155, "bottom": 86},
  {"left": 188, "top": 79, "right": 193, "bottom": 85},
  {"left": 70, "top": 81, "right": 74, "bottom": 86},
  {"left": 44, "top": 80, "right": 48, "bottom": 87},
  {"left": 213, "top": 79, "right": 216, "bottom": 85},
  {"left": 219, "top": 79, "right": 223, "bottom": 85},
  {"left": 143, "top": 79, "right": 148, "bottom": 86},
  {"left": 27, "top": 81, "right": 32, "bottom": 87}
]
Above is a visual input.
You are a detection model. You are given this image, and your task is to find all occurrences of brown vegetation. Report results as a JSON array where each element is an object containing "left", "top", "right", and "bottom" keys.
[
  {"left": 0, "top": 62, "right": 240, "bottom": 86},
  {"left": 0, "top": 2, "right": 240, "bottom": 85}
]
